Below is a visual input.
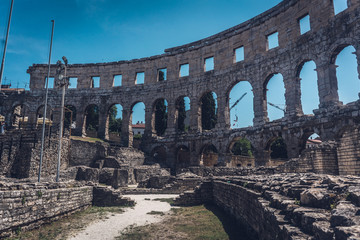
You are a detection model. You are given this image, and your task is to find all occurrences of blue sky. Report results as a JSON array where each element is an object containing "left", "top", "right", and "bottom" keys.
[{"left": 1, "top": 0, "right": 359, "bottom": 127}]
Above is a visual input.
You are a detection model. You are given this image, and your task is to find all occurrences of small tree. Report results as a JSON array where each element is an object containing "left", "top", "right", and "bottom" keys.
[
  {"left": 108, "top": 105, "right": 122, "bottom": 133},
  {"left": 201, "top": 92, "right": 217, "bottom": 130},
  {"left": 232, "top": 138, "right": 253, "bottom": 157},
  {"left": 86, "top": 105, "right": 99, "bottom": 131}
]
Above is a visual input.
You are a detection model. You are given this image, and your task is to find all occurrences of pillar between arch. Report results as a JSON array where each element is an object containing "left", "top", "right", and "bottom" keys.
[
  {"left": 252, "top": 87, "right": 268, "bottom": 126},
  {"left": 284, "top": 76, "right": 303, "bottom": 118},
  {"left": 165, "top": 102, "right": 176, "bottom": 136},
  {"left": 215, "top": 93, "right": 227, "bottom": 130},
  {"left": 121, "top": 109, "right": 131, "bottom": 147},
  {"left": 354, "top": 49, "right": 360, "bottom": 99},
  {"left": 316, "top": 63, "right": 341, "bottom": 108}
]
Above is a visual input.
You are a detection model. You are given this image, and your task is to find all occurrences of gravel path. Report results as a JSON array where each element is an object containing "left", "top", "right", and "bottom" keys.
[{"left": 68, "top": 194, "right": 178, "bottom": 240}]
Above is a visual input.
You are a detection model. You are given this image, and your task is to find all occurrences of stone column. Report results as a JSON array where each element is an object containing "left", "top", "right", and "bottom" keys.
[
  {"left": 73, "top": 111, "right": 85, "bottom": 137},
  {"left": 144, "top": 105, "right": 153, "bottom": 138},
  {"left": 121, "top": 109, "right": 131, "bottom": 147},
  {"left": 354, "top": 48, "right": 360, "bottom": 99},
  {"left": 165, "top": 101, "right": 176, "bottom": 136},
  {"left": 97, "top": 107, "right": 108, "bottom": 140},
  {"left": 316, "top": 63, "right": 340, "bottom": 108},
  {"left": 215, "top": 93, "right": 227, "bottom": 129},
  {"left": 284, "top": 75, "right": 303, "bottom": 118},
  {"left": 189, "top": 99, "right": 201, "bottom": 132},
  {"left": 252, "top": 87, "right": 268, "bottom": 126}
]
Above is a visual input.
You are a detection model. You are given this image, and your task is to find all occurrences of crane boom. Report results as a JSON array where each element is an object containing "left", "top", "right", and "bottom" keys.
[
  {"left": 268, "top": 102, "right": 286, "bottom": 112},
  {"left": 230, "top": 92, "right": 247, "bottom": 111}
]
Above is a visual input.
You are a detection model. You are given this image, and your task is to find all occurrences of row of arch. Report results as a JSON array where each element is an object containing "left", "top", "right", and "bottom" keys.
[{"left": 5, "top": 45, "right": 360, "bottom": 140}]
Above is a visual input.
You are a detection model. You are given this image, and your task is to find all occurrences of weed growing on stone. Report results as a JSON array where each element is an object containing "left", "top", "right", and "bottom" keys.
[{"left": 153, "top": 198, "right": 175, "bottom": 205}]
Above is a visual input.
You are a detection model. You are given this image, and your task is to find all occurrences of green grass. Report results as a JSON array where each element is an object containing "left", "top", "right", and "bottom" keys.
[
  {"left": 153, "top": 198, "right": 175, "bottom": 205},
  {"left": 70, "top": 136, "right": 104, "bottom": 143},
  {"left": 119, "top": 204, "right": 249, "bottom": 240},
  {"left": 146, "top": 211, "right": 165, "bottom": 216},
  {"left": 5, "top": 206, "right": 126, "bottom": 240}
]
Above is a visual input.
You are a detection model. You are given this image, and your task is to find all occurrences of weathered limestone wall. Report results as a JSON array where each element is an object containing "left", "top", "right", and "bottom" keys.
[
  {"left": 0, "top": 129, "right": 69, "bottom": 179},
  {"left": 0, "top": 183, "right": 93, "bottom": 237},
  {"left": 337, "top": 127, "right": 360, "bottom": 175},
  {"left": 69, "top": 140, "right": 106, "bottom": 167}
]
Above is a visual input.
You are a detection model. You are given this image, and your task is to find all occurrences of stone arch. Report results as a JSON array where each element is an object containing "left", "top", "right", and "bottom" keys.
[
  {"left": 175, "top": 96, "right": 190, "bottom": 133},
  {"left": 176, "top": 145, "right": 190, "bottom": 169},
  {"left": 106, "top": 103, "right": 123, "bottom": 142},
  {"left": 330, "top": 44, "right": 359, "bottom": 104},
  {"left": 227, "top": 80, "right": 254, "bottom": 129},
  {"left": 150, "top": 145, "right": 168, "bottom": 167},
  {"left": 227, "top": 136, "right": 255, "bottom": 167},
  {"left": 200, "top": 144, "right": 218, "bottom": 167},
  {"left": 296, "top": 60, "right": 320, "bottom": 114},
  {"left": 299, "top": 130, "right": 322, "bottom": 154},
  {"left": 151, "top": 98, "right": 168, "bottom": 136},
  {"left": 199, "top": 91, "right": 218, "bottom": 131},
  {"left": 265, "top": 136, "right": 288, "bottom": 165},
  {"left": 263, "top": 73, "right": 286, "bottom": 121},
  {"left": 83, "top": 104, "right": 99, "bottom": 137}
]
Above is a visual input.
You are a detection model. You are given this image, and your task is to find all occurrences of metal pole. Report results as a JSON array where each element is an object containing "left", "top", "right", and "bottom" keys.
[
  {"left": 0, "top": 0, "right": 14, "bottom": 91},
  {"left": 38, "top": 20, "right": 55, "bottom": 182},
  {"left": 56, "top": 63, "right": 66, "bottom": 182}
]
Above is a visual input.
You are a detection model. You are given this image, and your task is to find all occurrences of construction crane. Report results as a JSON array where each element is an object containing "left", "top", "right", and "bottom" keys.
[
  {"left": 268, "top": 102, "right": 286, "bottom": 112},
  {"left": 230, "top": 92, "right": 247, "bottom": 111}
]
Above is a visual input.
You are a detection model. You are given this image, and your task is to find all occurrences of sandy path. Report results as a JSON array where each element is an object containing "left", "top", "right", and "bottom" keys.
[{"left": 68, "top": 194, "right": 178, "bottom": 240}]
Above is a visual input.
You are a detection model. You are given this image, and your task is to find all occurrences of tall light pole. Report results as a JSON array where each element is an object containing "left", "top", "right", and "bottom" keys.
[
  {"left": 55, "top": 56, "right": 69, "bottom": 182},
  {"left": 38, "top": 20, "right": 55, "bottom": 183},
  {"left": 0, "top": 0, "right": 14, "bottom": 91}
]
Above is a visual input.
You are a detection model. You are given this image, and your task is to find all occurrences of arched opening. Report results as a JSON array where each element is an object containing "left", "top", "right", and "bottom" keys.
[
  {"left": 265, "top": 74, "right": 285, "bottom": 121},
  {"left": 36, "top": 105, "right": 53, "bottom": 128},
  {"left": 64, "top": 105, "right": 76, "bottom": 136},
  {"left": 200, "top": 144, "right": 218, "bottom": 167},
  {"left": 11, "top": 104, "right": 28, "bottom": 129},
  {"left": 229, "top": 137, "right": 255, "bottom": 167},
  {"left": 267, "top": 137, "right": 288, "bottom": 166},
  {"left": 107, "top": 104, "right": 123, "bottom": 142},
  {"left": 334, "top": 46, "right": 359, "bottom": 104},
  {"left": 150, "top": 146, "right": 167, "bottom": 167},
  {"left": 299, "top": 132, "right": 322, "bottom": 154},
  {"left": 298, "top": 61, "right": 319, "bottom": 114},
  {"left": 131, "top": 102, "right": 145, "bottom": 148},
  {"left": 84, "top": 105, "right": 99, "bottom": 138},
  {"left": 228, "top": 81, "right": 253, "bottom": 128},
  {"left": 200, "top": 92, "right": 217, "bottom": 131},
  {"left": 176, "top": 96, "right": 190, "bottom": 133},
  {"left": 176, "top": 145, "right": 190, "bottom": 169},
  {"left": 152, "top": 99, "right": 168, "bottom": 136}
]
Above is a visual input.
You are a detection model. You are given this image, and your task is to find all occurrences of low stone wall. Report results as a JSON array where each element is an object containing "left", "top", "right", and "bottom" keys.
[{"left": 0, "top": 181, "right": 93, "bottom": 237}]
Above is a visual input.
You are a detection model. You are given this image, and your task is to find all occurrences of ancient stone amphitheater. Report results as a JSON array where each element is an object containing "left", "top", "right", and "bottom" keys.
[{"left": 0, "top": 0, "right": 360, "bottom": 239}]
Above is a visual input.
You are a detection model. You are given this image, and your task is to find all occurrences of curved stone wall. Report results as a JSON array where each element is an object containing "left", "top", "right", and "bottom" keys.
[{"left": 2, "top": 0, "right": 360, "bottom": 172}]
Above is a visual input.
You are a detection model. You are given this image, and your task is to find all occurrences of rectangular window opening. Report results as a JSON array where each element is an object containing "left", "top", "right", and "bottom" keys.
[
  {"left": 91, "top": 76, "right": 100, "bottom": 88},
  {"left": 69, "top": 77, "right": 78, "bottom": 89},
  {"left": 179, "top": 63, "right": 189, "bottom": 77},
  {"left": 45, "top": 77, "right": 55, "bottom": 89},
  {"left": 333, "top": 0, "right": 348, "bottom": 15},
  {"left": 113, "top": 75, "right": 122, "bottom": 87},
  {"left": 299, "top": 15, "right": 311, "bottom": 35},
  {"left": 157, "top": 68, "right": 167, "bottom": 81},
  {"left": 204, "top": 57, "right": 214, "bottom": 72},
  {"left": 136, "top": 72, "right": 145, "bottom": 85},
  {"left": 234, "top": 46, "right": 244, "bottom": 63},
  {"left": 267, "top": 32, "right": 279, "bottom": 50}
]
